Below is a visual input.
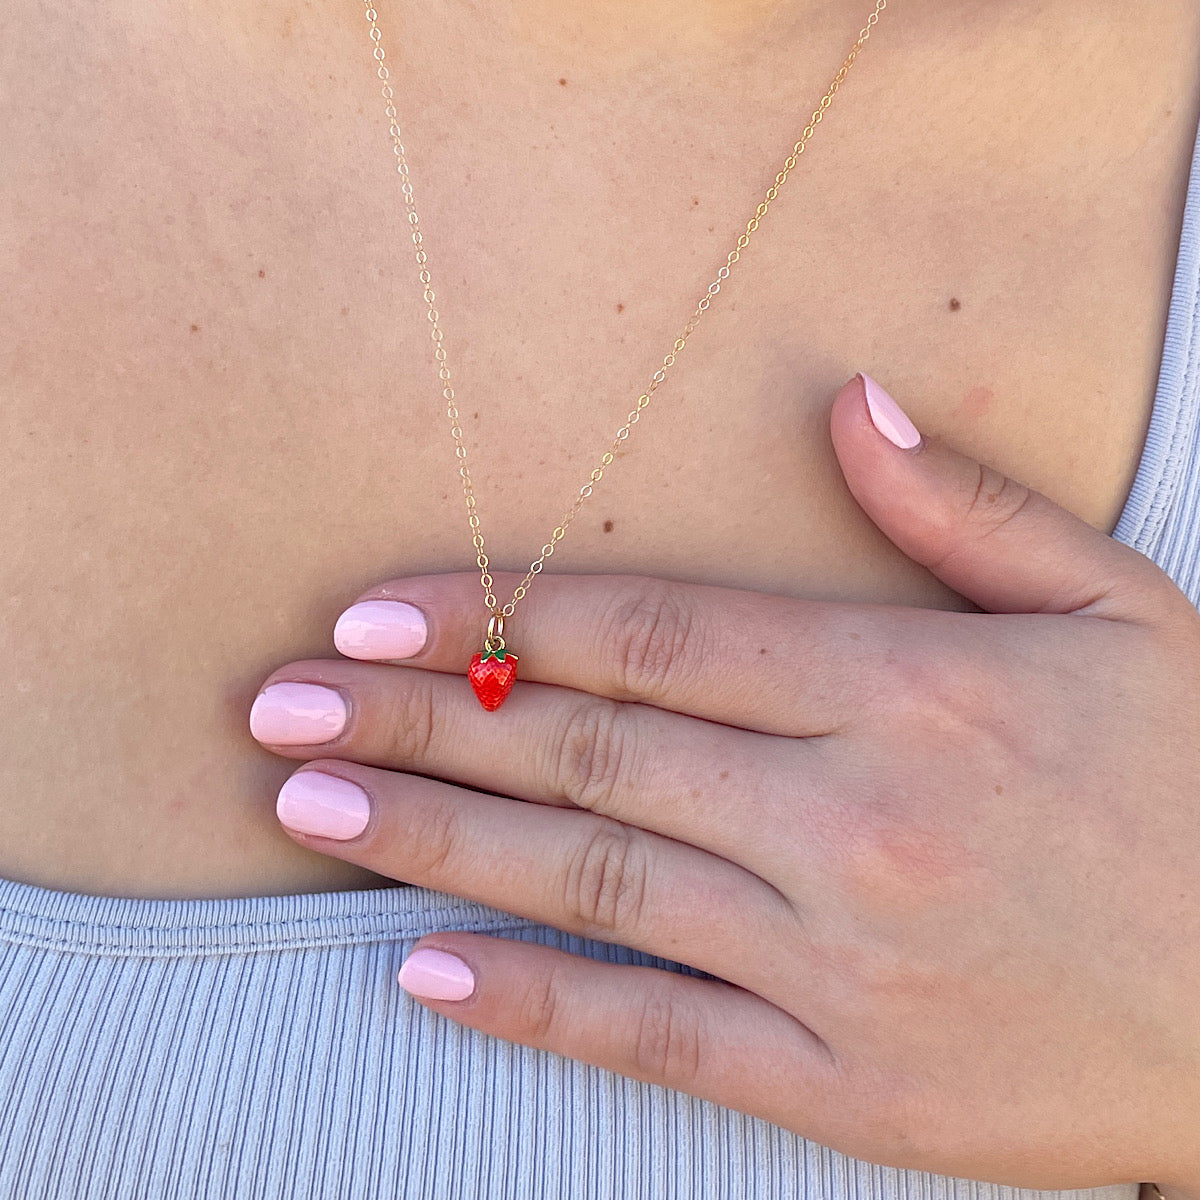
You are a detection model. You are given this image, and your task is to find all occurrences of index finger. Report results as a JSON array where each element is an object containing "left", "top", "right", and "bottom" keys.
[{"left": 332, "top": 570, "right": 883, "bottom": 735}]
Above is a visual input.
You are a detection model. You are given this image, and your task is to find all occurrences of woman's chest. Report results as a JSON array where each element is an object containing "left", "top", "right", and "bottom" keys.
[
  {"left": 7, "top": 5, "right": 1198, "bottom": 598},
  {"left": 1, "top": 2, "right": 1198, "bottom": 896}
]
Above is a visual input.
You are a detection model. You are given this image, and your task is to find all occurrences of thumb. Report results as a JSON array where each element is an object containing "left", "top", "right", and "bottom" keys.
[{"left": 828, "top": 372, "right": 1174, "bottom": 620}]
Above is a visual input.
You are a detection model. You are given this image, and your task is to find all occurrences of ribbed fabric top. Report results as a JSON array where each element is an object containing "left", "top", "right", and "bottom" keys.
[
  {"left": 3, "top": 112, "right": 1200, "bottom": 1200},
  {"left": 0, "top": 874, "right": 511, "bottom": 957},
  {"left": 1112, "top": 112, "right": 1200, "bottom": 604}
]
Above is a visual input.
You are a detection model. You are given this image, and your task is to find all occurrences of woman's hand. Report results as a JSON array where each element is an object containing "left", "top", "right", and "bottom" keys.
[{"left": 248, "top": 375, "right": 1200, "bottom": 1192}]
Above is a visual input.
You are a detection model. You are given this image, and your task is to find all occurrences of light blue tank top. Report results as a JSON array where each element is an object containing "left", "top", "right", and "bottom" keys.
[{"left": 3, "top": 125, "right": 1200, "bottom": 1200}]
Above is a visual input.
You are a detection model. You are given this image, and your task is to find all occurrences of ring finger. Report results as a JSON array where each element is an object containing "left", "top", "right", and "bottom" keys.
[{"left": 276, "top": 760, "right": 804, "bottom": 994}]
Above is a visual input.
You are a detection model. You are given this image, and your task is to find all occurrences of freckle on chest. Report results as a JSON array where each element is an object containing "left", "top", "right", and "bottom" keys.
[{"left": 957, "top": 386, "right": 995, "bottom": 419}]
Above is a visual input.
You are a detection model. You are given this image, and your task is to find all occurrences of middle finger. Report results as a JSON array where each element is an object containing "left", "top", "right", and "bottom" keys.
[{"left": 250, "top": 659, "right": 829, "bottom": 876}]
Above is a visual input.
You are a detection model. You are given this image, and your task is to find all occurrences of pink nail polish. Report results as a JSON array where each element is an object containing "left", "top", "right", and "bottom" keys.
[
  {"left": 250, "top": 682, "right": 348, "bottom": 745},
  {"left": 859, "top": 373, "right": 921, "bottom": 449},
  {"left": 334, "top": 601, "right": 427, "bottom": 660},
  {"left": 398, "top": 948, "right": 476, "bottom": 1001},
  {"left": 276, "top": 770, "right": 371, "bottom": 840}
]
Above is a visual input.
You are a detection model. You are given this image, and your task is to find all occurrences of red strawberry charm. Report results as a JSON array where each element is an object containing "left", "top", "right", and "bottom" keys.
[{"left": 469, "top": 644, "right": 518, "bottom": 711}]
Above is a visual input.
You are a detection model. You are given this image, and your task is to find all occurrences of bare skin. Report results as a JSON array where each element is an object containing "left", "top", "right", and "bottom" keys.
[{"left": 1, "top": 0, "right": 1199, "bottom": 904}]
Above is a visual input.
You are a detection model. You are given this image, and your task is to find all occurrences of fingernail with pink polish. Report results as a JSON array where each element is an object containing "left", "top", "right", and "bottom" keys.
[
  {"left": 859, "top": 373, "right": 922, "bottom": 449},
  {"left": 398, "top": 948, "right": 476, "bottom": 1001},
  {"left": 334, "top": 601, "right": 427, "bottom": 660},
  {"left": 250, "top": 682, "right": 348, "bottom": 745},
  {"left": 276, "top": 770, "right": 371, "bottom": 840}
]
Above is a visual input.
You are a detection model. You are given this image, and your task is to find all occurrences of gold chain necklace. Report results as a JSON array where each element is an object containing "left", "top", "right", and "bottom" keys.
[{"left": 359, "top": 0, "right": 888, "bottom": 710}]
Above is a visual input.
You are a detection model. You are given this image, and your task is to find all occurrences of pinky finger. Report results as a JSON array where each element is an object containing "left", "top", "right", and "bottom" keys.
[{"left": 396, "top": 932, "right": 837, "bottom": 1135}]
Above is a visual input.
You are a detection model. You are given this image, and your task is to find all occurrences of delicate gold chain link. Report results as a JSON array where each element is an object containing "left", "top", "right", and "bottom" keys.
[{"left": 360, "top": 0, "right": 888, "bottom": 620}]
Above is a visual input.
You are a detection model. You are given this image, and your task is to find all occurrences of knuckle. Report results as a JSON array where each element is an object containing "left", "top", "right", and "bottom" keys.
[
  {"left": 603, "top": 580, "right": 699, "bottom": 701},
  {"left": 922, "top": 463, "right": 1039, "bottom": 582},
  {"left": 515, "top": 969, "right": 562, "bottom": 1044},
  {"left": 887, "top": 650, "right": 995, "bottom": 740},
  {"left": 825, "top": 789, "right": 984, "bottom": 927},
  {"left": 403, "top": 798, "right": 463, "bottom": 879},
  {"left": 962, "top": 462, "right": 1036, "bottom": 542},
  {"left": 379, "top": 672, "right": 438, "bottom": 764},
  {"left": 552, "top": 698, "right": 633, "bottom": 811},
  {"left": 630, "top": 995, "right": 703, "bottom": 1086},
  {"left": 563, "top": 818, "right": 649, "bottom": 935}
]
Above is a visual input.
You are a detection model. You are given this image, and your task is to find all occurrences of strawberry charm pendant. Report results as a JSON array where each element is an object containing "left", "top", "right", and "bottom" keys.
[{"left": 469, "top": 613, "right": 518, "bottom": 712}]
